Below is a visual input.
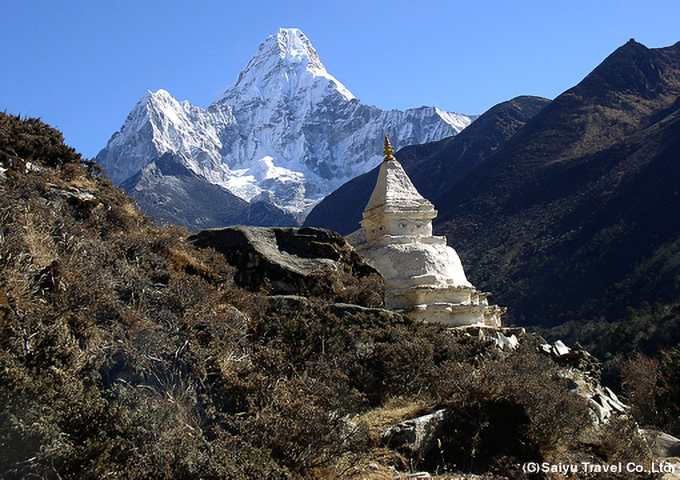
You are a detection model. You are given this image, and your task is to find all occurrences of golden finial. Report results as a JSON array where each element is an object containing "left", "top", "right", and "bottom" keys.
[{"left": 383, "top": 136, "right": 395, "bottom": 162}]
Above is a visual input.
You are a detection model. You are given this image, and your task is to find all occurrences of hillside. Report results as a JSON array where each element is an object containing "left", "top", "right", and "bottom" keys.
[
  {"left": 434, "top": 39, "right": 680, "bottom": 329},
  {"left": 2, "top": 112, "right": 675, "bottom": 478}
]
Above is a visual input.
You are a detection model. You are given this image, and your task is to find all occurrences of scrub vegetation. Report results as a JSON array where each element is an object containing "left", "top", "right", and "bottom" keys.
[{"left": 0, "top": 113, "right": 672, "bottom": 478}]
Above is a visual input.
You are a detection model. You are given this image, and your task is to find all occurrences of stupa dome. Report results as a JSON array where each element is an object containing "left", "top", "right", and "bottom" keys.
[{"left": 349, "top": 137, "right": 505, "bottom": 327}]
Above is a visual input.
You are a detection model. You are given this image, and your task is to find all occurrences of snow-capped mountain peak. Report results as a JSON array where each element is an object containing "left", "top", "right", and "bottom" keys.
[
  {"left": 277, "top": 27, "right": 323, "bottom": 69},
  {"left": 213, "top": 28, "right": 354, "bottom": 105},
  {"left": 98, "top": 88, "right": 235, "bottom": 186},
  {"left": 95, "top": 28, "right": 473, "bottom": 228}
]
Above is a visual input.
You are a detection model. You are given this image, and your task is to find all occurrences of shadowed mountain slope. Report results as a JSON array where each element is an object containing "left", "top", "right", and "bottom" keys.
[
  {"left": 433, "top": 39, "right": 680, "bottom": 327},
  {"left": 121, "top": 152, "right": 298, "bottom": 231}
]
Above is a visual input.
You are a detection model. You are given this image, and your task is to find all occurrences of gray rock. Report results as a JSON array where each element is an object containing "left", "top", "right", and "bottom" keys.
[
  {"left": 495, "top": 331, "right": 519, "bottom": 350},
  {"left": 189, "top": 225, "right": 379, "bottom": 295},
  {"left": 541, "top": 339, "right": 628, "bottom": 425},
  {"left": 587, "top": 388, "right": 628, "bottom": 424},
  {"left": 450, "top": 326, "right": 524, "bottom": 352},
  {"left": 552, "top": 340, "right": 571, "bottom": 356},
  {"left": 642, "top": 429, "right": 680, "bottom": 458},
  {"left": 542, "top": 341, "right": 603, "bottom": 382},
  {"left": 383, "top": 409, "right": 447, "bottom": 460},
  {"left": 46, "top": 183, "right": 103, "bottom": 207}
]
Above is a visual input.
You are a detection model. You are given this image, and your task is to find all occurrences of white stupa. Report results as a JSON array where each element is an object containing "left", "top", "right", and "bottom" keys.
[{"left": 348, "top": 137, "right": 505, "bottom": 327}]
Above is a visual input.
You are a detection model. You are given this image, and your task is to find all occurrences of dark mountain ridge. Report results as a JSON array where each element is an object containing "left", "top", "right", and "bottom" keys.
[
  {"left": 433, "top": 40, "right": 680, "bottom": 327},
  {"left": 122, "top": 152, "right": 298, "bottom": 230},
  {"left": 440, "top": 40, "right": 680, "bottom": 207}
]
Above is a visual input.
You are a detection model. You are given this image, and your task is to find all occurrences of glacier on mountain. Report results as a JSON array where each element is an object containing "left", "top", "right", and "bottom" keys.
[{"left": 95, "top": 28, "right": 473, "bottom": 222}]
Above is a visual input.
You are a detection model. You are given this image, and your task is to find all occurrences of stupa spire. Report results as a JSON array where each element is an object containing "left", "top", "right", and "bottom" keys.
[{"left": 383, "top": 136, "right": 396, "bottom": 162}]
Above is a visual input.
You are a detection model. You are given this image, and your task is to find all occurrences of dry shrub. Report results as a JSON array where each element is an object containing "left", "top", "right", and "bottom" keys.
[
  {"left": 619, "top": 352, "right": 663, "bottom": 427},
  {"left": 342, "top": 322, "right": 493, "bottom": 406},
  {"left": 408, "top": 341, "right": 592, "bottom": 476},
  {"left": 595, "top": 417, "right": 654, "bottom": 477},
  {"left": 658, "top": 346, "right": 680, "bottom": 435},
  {"left": 0, "top": 115, "right": 266, "bottom": 477},
  {"left": 617, "top": 346, "right": 680, "bottom": 438},
  {"left": 307, "top": 266, "right": 386, "bottom": 308}
]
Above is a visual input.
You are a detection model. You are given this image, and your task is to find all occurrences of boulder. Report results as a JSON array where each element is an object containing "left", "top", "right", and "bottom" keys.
[
  {"left": 383, "top": 409, "right": 447, "bottom": 460},
  {"left": 452, "top": 326, "right": 524, "bottom": 352},
  {"left": 189, "top": 226, "right": 379, "bottom": 296},
  {"left": 542, "top": 341, "right": 603, "bottom": 381},
  {"left": 642, "top": 430, "right": 680, "bottom": 458}
]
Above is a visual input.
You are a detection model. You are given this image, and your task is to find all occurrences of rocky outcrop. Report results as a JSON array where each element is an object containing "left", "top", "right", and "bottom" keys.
[
  {"left": 451, "top": 325, "right": 522, "bottom": 351},
  {"left": 189, "top": 226, "right": 379, "bottom": 295},
  {"left": 642, "top": 430, "right": 680, "bottom": 458},
  {"left": 380, "top": 336, "right": 634, "bottom": 470},
  {"left": 383, "top": 409, "right": 447, "bottom": 462},
  {"left": 540, "top": 340, "right": 629, "bottom": 425}
]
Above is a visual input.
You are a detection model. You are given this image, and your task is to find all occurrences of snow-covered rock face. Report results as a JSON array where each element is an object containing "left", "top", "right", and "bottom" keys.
[
  {"left": 213, "top": 28, "right": 354, "bottom": 106},
  {"left": 95, "top": 28, "right": 473, "bottom": 219},
  {"left": 98, "top": 89, "right": 235, "bottom": 188}
]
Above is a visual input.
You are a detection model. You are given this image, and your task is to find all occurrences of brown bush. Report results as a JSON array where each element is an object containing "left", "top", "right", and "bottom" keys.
[{"left": 619, "top": 352, "right": 664, "bottom": 428}]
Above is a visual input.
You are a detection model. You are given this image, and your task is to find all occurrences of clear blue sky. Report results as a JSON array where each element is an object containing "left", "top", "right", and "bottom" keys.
[{"left": 2, "top": 0, "right": 679, "bottom": 159}]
